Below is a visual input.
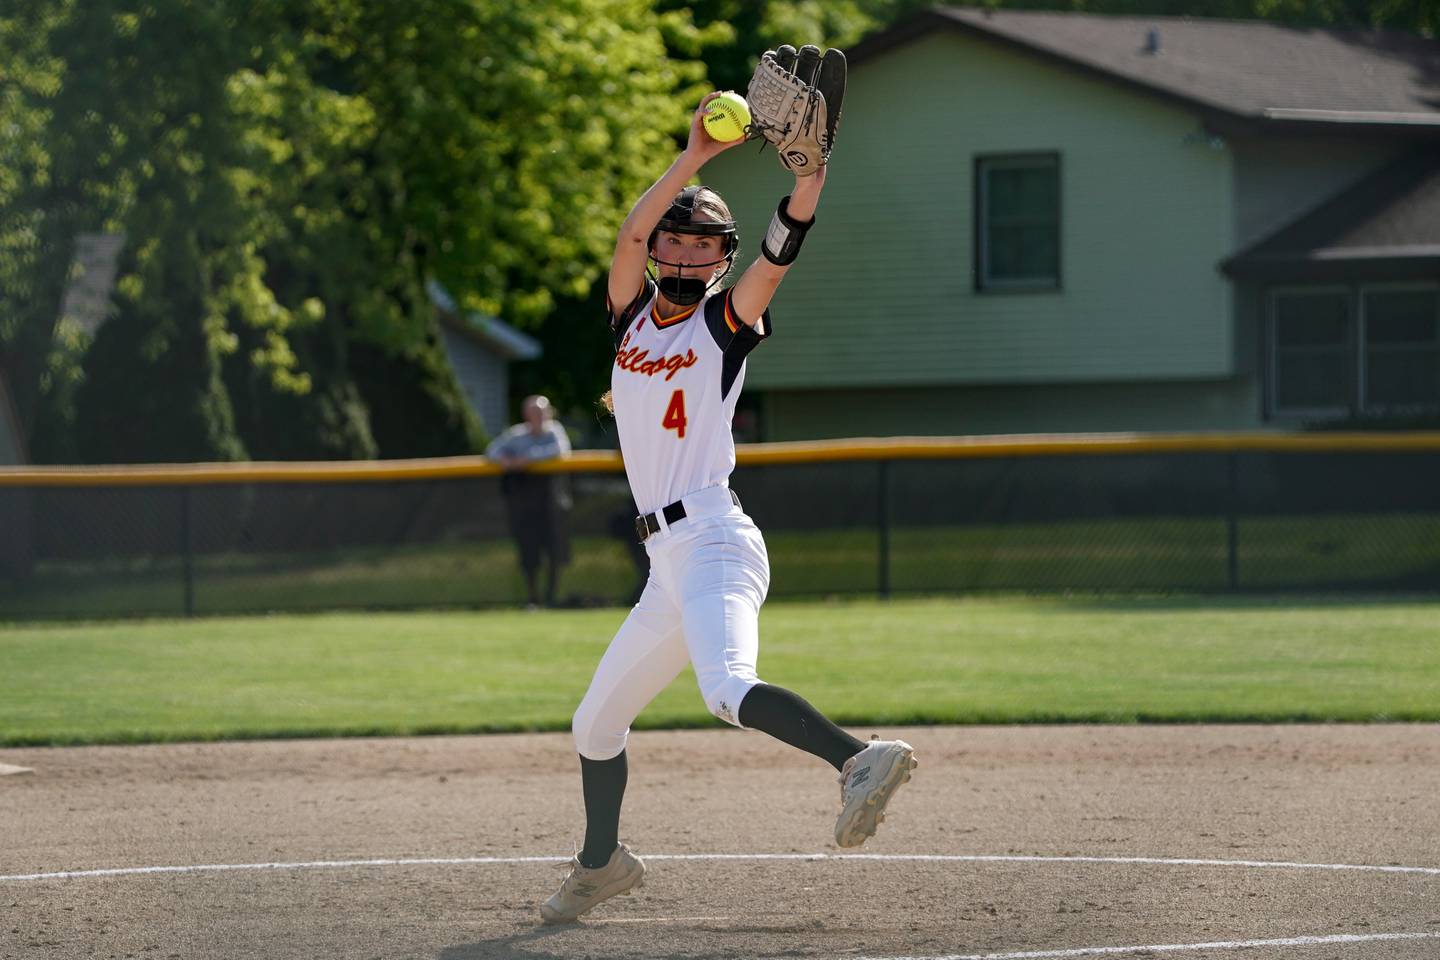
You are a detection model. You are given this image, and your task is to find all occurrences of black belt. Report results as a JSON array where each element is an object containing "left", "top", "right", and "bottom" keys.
[{"left": 636, "top": 489, "right": 741, "bottom": 542}]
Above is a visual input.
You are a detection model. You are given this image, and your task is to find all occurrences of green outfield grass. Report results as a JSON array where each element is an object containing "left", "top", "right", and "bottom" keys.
[
  {"left": 5, "top": 513, "right": 1439, "bottom": 619},
  {"left": 2, "top": 595, "right": 1437, "bottom": 746}
]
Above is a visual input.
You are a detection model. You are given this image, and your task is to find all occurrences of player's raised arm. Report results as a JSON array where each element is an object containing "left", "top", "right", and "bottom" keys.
[
  {"left": 607, "top": 94, "right": 744, "bottom": 317},
  {"left": 727, "top": 44, "right": 845, "bottom": 330},
  {"left": 728, "top": 167, "right": 824, "bottom": 330}
]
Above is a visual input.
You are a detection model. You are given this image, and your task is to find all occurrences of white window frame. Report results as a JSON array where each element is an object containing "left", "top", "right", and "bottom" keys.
[
  {"left": 975, "top": 153, "right": 1061, "bottom": 292},
  {"left": 1360, "top": 281, "right": 1440, "bottom": 414}
]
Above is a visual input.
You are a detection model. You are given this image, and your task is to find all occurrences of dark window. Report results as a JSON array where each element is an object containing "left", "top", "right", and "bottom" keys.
[
  {"left": 976, "top": 154, "right": 1060, "bottom": 291},
  {"left": 1269, "top": 285, "right": 1440, "bottom": 418},
  {"left": 1364, "top": 288, "right": 1440, "bottom": 411},
  {"left": 1272, "top": 290, "right": 1352, "bottom": 414}
]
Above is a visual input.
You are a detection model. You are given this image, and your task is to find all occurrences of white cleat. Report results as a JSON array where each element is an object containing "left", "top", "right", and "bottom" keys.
[
  {"left": 539, "top": 843, "right": 646, "bottom": 924},
  {"left": 834, "top": 737, "right": 918, "bottom": 848}
]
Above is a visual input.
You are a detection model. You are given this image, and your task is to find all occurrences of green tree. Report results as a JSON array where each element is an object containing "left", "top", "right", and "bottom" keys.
[
  {"left": 653, "top": 0, "right": 936, "bottom": 96},
  {"left": 234, "top": 0, "right": 710, "bottom": 458},
  {"left": 0, "top": 3, "right": 91, "bottom": 460},
  {"left": 2, "top": 0, "right": 316, "bottom": 463},
  {"left": 1, "top": 0, "right": 710, "bottom": 463},
  {"left": 60, "top": 1, "right": 261, "bottom": 463}
]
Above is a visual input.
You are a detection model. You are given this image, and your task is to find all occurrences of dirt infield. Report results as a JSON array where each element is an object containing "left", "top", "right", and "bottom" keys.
[{"left": 4, "top": 724, "right": 1439, "bottom": 959}]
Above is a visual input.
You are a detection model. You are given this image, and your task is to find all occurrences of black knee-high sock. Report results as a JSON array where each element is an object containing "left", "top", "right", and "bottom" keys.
[
  {"left": 579, "top": 751, "right": 627, "bottom": 868},
  {"left": 737, "top": 684, "right": 865, "bottom": 772}
]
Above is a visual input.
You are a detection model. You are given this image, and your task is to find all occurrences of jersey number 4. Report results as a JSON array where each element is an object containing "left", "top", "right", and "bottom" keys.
[{"left": 662, "top": 389, "right": 687, "bottom": 439}]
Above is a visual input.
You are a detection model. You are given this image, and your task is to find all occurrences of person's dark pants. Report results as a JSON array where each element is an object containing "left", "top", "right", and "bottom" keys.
[{"left": 503, "top": 475, "right": 570, "bottom": 606}]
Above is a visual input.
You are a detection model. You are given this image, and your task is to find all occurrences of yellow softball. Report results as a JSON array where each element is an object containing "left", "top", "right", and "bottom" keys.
[{"left": 702, "top": 92, "right": 751, "bottom": 143}]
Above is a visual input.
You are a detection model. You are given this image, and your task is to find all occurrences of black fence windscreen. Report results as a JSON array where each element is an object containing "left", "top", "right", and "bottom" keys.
[{"left": 3, "top": 449, "right": 1440, "bottom": 619}]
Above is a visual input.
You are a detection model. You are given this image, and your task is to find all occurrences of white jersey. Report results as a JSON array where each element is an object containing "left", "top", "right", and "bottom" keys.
[{"left": 608, "top": 278, "right": 771, "bottom": 516}]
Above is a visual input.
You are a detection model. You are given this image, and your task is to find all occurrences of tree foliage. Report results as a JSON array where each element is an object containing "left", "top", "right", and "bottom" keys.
[{"left": 0, "top": 0, "right": 708, "bottom": 462}]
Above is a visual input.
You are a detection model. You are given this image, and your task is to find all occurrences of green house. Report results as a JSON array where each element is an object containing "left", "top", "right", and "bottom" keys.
[{"left": 702, "top": 8, "right": 1440, "bottom": 440}]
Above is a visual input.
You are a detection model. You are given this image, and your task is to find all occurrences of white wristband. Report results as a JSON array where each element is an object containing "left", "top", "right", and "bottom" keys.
[{"left": 760, "top": 195, "right": 812, "bottom": 266}]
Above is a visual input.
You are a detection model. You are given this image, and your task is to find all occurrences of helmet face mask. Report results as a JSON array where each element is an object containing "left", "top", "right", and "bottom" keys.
[{"left": 648, "top": 186, "right": 738, "bottom": 307}]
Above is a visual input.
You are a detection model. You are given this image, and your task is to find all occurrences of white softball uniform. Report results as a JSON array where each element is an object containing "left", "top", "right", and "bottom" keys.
[{"left": 572, "top": 280, "right": 773, "bottom": 760}]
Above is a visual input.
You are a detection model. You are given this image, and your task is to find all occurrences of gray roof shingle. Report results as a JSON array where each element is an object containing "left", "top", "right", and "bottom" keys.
[
  {"left": 1224, "top": 149, "right": 1440, "bottom": 276},
  {"left": 854, "top": 7, "right": 1440, "bottom": 129}
]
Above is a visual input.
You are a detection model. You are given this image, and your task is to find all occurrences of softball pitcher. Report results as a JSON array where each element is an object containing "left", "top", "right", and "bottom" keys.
[{"left": 541, "top": 48, "right": 918, "bottom": 925}]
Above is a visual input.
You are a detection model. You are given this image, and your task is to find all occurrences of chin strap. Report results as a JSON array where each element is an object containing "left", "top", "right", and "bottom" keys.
[
  {"left": 648, "top": 257, "right": 735, "bottom": 307},
  {"left": 656, "top": 275, "right": 707, "bottom": 306}
]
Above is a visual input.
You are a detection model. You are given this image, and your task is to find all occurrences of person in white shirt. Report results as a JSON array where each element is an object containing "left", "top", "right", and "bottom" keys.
[
  {"left": 485, "top": 395, "right": 572, "bottom": 607},
  {"left": 540, "top": 92, "right": 917, "bottom": 925}
]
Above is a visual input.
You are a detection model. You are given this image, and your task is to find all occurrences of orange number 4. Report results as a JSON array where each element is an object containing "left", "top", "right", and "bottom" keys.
[{"left": 662, "top": 389, "right": 687, "bottom": 439}]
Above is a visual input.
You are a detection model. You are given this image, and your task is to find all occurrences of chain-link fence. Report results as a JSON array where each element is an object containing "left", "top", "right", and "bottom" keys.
[{"left": 3, "top": 436, "right": 1439, "bottom": 620}]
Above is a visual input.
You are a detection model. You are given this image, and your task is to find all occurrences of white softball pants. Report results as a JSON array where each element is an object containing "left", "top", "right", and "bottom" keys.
[{"left": 572, "top": 484, "right": 770, "bottom": 761}]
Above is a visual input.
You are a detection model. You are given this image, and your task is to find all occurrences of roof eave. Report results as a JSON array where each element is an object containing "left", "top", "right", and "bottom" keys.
[
  {"left": 848, "top": 9, "right": 1440, "bottom": 139},
  {"left": 428, "top": 279, "right": 542, "bottom": 361},
  {"left": 1250, "top": 112, "right": 1440, "bottom": 139},
  {"left": 437, "top": 311, "right": 542, "bottom": 361},
  {"left": 1222, "top": 250, "right": 1440, "bottom": 280}
]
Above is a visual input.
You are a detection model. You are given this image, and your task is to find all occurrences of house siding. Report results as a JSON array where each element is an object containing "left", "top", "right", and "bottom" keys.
[
  {"left": 1231, "top": 137, "right": 1398, "bottom": 249},
  {"left": 439, "top": 327, "right": 509, "bottom": 438},
  {"left": 764, "top": 378, "right": 1264, "bottom": 440},
  {"left": 705, "top": 31, "right": 1235, "bottom": 392}
]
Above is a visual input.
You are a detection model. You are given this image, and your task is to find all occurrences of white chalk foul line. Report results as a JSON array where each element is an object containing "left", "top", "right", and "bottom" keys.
[
  {"left": 852, "top": 931, "right": 1440, "bottom": 960},
  {"left": 3, "top": 852, "right": 1439, "bottom": 883},
  {"left": 646, "top": 854, "right": 1440, "bottom": 876},
  {"left": 589, "top": 916, "right": 733, "bottom": 924},
  {"left": 0, "top": 855, "right": 562, "bottom": 882}
]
